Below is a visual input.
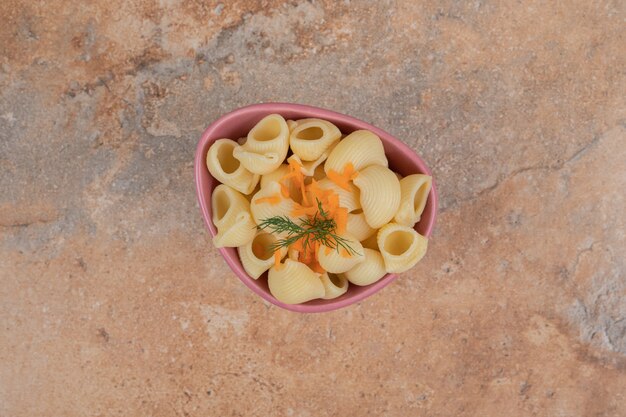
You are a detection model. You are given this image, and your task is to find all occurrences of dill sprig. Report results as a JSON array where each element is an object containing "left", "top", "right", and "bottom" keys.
[{"left": 256, "top": 199, "right": 360, "bottom": 256}]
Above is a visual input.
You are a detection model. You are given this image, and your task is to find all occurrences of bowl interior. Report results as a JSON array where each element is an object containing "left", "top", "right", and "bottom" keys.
[{"left": 195, "top": 103, "right": 437, "bottom": 312}]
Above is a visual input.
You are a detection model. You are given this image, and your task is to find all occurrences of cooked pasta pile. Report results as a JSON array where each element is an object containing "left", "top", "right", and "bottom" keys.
[{"left": 206, "top": 114, "right": 432, "bottom": 304}]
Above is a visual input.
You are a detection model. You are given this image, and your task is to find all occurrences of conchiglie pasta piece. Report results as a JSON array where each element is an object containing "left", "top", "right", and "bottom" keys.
[
  {"left": 211, "top": 184, "right": 256, "bottom": 248},
  {"left": 290, "top": 118, "right": 341, "bottom": 161},
  {"left": 268, "top": 259, "right": 325, "bottom": 304},
  {"left": 232, "top": 147, "right": 283, "bottom": 175},
  {"left": 324, "top": 130, "right": 388, "bottom": 174},
  {"left": 315, "top": 178, "right": 361, "bottom": 212},
  {"left": 206, "top": 139, "right": 259, "bottom": 194},
  {"left": 344, "top": 248, "right": 387, "bottom": 286},
  {"left": 233, "top": 114, "right": 289, "bottom": 175},
  {"left": 317, "top": 234, "right": 365, "bottom": 273},
  {"left": 394, "top": 174, "right": 432, "bottom": 226},
  {"left": 319, "top": 273, "right": 349, "bottom": 299},
  {"left": 353, "top": 165, "right": 401, "bottom": 228},
  {"left": 245, "top": 114, "right": 290, "bottom": 155},
  {"left": 238, "top": 232, "right": 286, "bottom": 279},
  {"left": 346, "top": 210, "right": 376, "bottom": 241},
  {"left": 250, "top": 181, "right": 299, "bottom": 225},
  {"left": 377, "top": 223, "right": 428, "bottom": 273}
]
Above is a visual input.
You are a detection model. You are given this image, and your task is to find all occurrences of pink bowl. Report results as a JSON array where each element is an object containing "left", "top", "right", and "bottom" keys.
[{"left": 195, "top": 103, "right": 438, "bottom": 313}]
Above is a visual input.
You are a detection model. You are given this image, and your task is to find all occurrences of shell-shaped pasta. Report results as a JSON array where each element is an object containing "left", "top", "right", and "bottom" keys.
[
  {"left": 232, "top": 114, "right": 290, "bottom": 175},
  {"left": 377, "top": 223, "right": 428, "bottom": 273},
  {"left": 320, "top": 273, "right": 349, "bottom": 299},
  {"left": 268, "top": 259, "right": 325, "bottom": 304},
  {"left": 211, "top": 184, "right": 256, "bottom": 248},
  {"left": 238, "top": 231, "right": 287, "bottom": 279},
  {"left": 361, "top": 233, "right": 380, "bottom": 250},
  {"left": 346, "top": 211, "right": 376, "bottom": 241},
  {"left": 289, "top": 118, "right": 341, "bottom": 161},
  {"left": 206, "top": 139, "right": 260, "bottom": 194},
  {"left": 324, "top": 130, "right": 388, "bottom": 174},
  {"left": 394, "top": 174, "right": 432, "bottom": 226},
  {"left": 317, "top": 234, "right": 365, "bottom": 273},
  {"left": 287, "top": 152, "right": 329, "bottom": 177},
  {"left": 250, "top": 181, "right": 299, "bottom": 225},
  {"left": 232, "top": 147, "right": 283, "bottom": 175},
  {"left": 315, "top": 178, "right": 361, "bottom": 212},
  {"left": 353, "top": 165, "right": 401, "bottom": 228},
  {"left": 245, "top": 114, "right": 290, "bottom": 155},
  {"left": 344, "top": 248, "right": 387, "bottom": 286}
]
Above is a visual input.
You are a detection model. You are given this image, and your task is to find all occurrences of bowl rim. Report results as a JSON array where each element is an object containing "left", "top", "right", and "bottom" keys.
[{"left": 195, "top": 102, "right": 438, "bottom": 312}]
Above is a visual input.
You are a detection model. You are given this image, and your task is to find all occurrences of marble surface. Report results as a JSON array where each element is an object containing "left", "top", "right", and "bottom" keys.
[{"left": 1, "top": 1, "right": 625, "bottom": 416}]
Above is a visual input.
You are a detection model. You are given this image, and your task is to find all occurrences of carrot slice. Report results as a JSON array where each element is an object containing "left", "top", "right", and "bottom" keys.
[
  {"left": 334, "top": 207, "right": 348, "bottom": 235},
  {"left": 274, "top": 251, "right": 283, "bottom": 270}
]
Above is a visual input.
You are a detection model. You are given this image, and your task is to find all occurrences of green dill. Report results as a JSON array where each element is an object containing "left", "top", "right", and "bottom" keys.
[{"left": 256, "top": 199, "right": 360, "bottom": 256}]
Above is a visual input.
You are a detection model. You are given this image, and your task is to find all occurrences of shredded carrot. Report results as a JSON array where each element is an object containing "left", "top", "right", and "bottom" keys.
[
  {"left": 334, "top": 207, "right": 348, "bottom": 235},
  {"left": 268, "top": 161, "right": 360, "bottom": 275},
  {"left": 328, "top": 162, "right": 359, "bottom": 190},
  {"left": 291, "top": 203, "right": 318, "bottom": 217},
  {"left": 255, "top": 194, "right": 282, "bottom": 205},
  {"left": 274, "top": 251, "right": 283, "bottom": 270},
  {"left": 309, "top": 259, "right": 325, "bottom": 274}
]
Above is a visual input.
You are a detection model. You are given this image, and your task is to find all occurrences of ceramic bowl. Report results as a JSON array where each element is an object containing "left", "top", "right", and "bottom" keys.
[{"left": 195, "top": 103, "right": 437, "bottom": 312}]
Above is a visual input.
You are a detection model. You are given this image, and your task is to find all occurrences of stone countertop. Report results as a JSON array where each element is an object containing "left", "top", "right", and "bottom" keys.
[{"left": 1, "top": 1, "right": 624, "bottom": 416}]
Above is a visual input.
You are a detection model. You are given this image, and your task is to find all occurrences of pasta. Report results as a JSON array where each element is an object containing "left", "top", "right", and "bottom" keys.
[
  {"left": 289, "top": 118, "right": 341, "bottom": 161},
  {"left": 346, "top": 210, "right": 376, "bottom": 241},
  {"left": 268, "top": 259, "right": 325, "bottom": 304},
  {"left": 233, "top": 114, "right": 289, "bottom": 175},
  {"left": 324, "top": 130, "right": 388, "bottom": 174},
  {"left": 317, "top": 234, "right": 365, "bottom": 273},
  {"left": 205, "top": 114, "right": 433, "bottom": 305},
  {"left": 377, "top": 223, "right": 428, "bottom": 273},
  {"left": 250, "top": 181, "right": 299, "bottom": 225},
  {"left": 211, "top": 184, "right": 257, "bottom": 248},
  {"left": 320, "top": 273, "right": 349, "bottom": 299},
  {"left": 344, "top": 248, "right": 387, "bottom": 286},
  {"left": 238, "top": 232, "right": 287, "bottom": 279},
  {"left": 353, "top": 165, "right": 401, "bottom": 228},
  {"left": 206, "top": 139, "right": 259, "bottom": 194},
  {"left": 394, "top": 174, "right": 432, "bottom": 226}
]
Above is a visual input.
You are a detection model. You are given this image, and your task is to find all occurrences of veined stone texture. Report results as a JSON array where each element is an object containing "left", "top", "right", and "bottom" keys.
[{"left": 0, "top": 1, "right": 624, "bottom": 416}]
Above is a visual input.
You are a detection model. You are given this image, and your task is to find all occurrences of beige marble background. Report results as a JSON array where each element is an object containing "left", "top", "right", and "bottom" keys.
[{"left": 1, "top": 1, "right": 625, "bottom": 416}]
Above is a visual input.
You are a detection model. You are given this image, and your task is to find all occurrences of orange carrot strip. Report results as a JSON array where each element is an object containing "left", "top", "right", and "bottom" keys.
[
  {"left": 328, "top": 169, "right": 351, "bottom": 190},
  {"left": 334, "top": 207, "right": 348, "bottom": 235},
  {"left": 274, "top": 251, "right": 283, "bottom": 269},
  {"left": 279, "top": 182, "right": 290, "bottom": 198},
  {"left": 309, "top": 260, "right": 325, "bottom": 274}
]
